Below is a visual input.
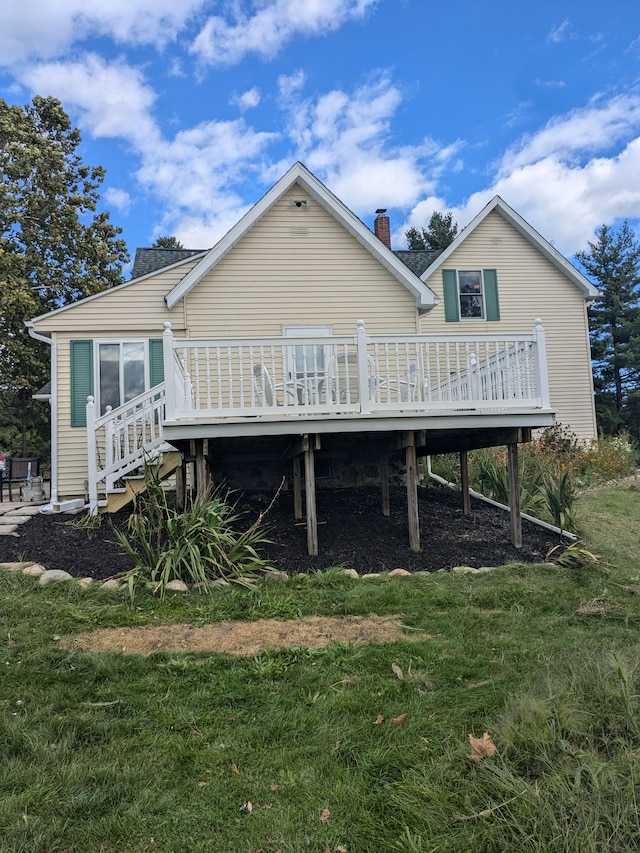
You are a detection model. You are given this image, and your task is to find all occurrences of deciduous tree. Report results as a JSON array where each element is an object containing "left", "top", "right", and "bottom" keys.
[{"left": 0, "top": 96, "right": 129, "bottom": 456}]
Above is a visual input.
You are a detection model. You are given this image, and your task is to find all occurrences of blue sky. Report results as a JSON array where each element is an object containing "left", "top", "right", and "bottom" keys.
[{"left": 2, "top": 0, "right": 640, "bottom": 268}]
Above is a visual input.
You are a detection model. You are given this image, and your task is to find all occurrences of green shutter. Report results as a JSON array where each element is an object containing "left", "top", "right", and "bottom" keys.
[
  {"left": 442, "top": 269, "right": 460, "bottom": 322},
  {"left": 70, "top": 340, "right": 93, "bottom": 427},
  {"left": 149, "top": 338, "right": 164, "bottom": 386},
  {"left": 483, "top": 269, "right": 500, "bottom": 321}
]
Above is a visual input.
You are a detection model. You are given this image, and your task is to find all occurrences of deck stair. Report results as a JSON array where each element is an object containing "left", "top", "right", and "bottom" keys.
[
  {"left": 86, "top": 383, "right": 181, "bottom": 514},
  {"left": 100, "top": 449, "right": 182, "bottom": 513}
]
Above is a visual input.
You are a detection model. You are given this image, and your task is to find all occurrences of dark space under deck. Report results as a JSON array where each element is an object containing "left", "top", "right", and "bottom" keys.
[{"left": 168, "top": 422, "right": 540, "bottom": 556}]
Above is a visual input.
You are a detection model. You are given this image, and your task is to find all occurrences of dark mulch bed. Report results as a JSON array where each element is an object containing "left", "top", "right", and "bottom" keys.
[{"left": 0, "top": 484, "right": 564, "bottom": 581}]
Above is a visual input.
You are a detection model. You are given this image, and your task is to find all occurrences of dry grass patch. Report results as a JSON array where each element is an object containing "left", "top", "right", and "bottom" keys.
[{"left": 61, "top": 614, "right": 429, "bottom": 656}]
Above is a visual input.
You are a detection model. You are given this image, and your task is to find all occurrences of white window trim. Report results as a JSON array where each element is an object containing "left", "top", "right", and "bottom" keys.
[
  {"left": 93, "top": 338, "right": 150, "bottom": 415},
  {"left": 457, "top": 270, "right": 486, "bottom": 320}
]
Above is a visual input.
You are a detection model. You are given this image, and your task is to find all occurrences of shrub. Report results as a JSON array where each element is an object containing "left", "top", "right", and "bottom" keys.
[{"left": 114, "top": 471, "right": 274, "bottom": 600}]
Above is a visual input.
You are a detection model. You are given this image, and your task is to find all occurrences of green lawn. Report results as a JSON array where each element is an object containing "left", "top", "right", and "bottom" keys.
[{"left": 1, "top": 480, "right": 640, "bottom": 852}]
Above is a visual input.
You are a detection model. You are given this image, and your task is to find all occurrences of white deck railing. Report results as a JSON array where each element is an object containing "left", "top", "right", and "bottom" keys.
[
  {"left": 162, "top": 319, "right": 551, "bottom": 421},
  {"left": 86, "top": 384, "right": 168, "bottom": 513}
]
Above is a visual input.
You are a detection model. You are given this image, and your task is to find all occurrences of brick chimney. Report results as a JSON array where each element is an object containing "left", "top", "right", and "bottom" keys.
[{"left": 374, "top": 208, "right": 391, "bottom": 249}]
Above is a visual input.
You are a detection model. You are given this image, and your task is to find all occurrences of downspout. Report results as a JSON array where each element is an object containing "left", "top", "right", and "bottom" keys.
[
  {"left": 26, "top": 323, "right": 58, "bottom": 505},
  {"left": 425, "top": 456, "right": 578, "bottom": 542}
]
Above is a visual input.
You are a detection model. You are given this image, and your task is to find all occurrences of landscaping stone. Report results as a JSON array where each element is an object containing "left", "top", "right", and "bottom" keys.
[
  {"left": 100, "top": 579, "right": 121, "bottom": 590},
  {"left": 77, "top": 577, "right": 94, "bottom": 589},
  {"left": 341, "top": 568, "right": 360, "bottom": 579},
  {"left": 388, "top": 568, "right": 412, "bottom": 577},
  {"left": 22, "top": 564, "right": 45, "bottom": 576},
  {"left": 263, "top": 570, "right": 289, "bottom": 582},
  {"left": 39, "top": 569, "right": 74, "bottom": 586},
  {"left": 165, "top": 579, "right": 189, "bottom": 592},
  {"left": 0, "top": 524, "right": 18, "bottom": 535},
  {"left": 1, "top": 561, "right": 31, "bottom": 572},
  {"left": 209, "top": 578, "right": 231, "bottom": 588},
  {"left": 362, "top": 573, "right": 383, "bottom": 580},
  {"left": 451, "top": 565, "right": 478, "bottom": 575}
]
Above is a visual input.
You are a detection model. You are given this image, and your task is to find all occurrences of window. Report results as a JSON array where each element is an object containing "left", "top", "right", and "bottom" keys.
[
  {"left": 96, "top": 341, "right": 147, "bottom": 415},
  {"left": 458, "top": 270, "right": 484, "bottom": 318},
  {"left": 442, "top": 269, "right": 500, "bottom": 322},
  {"left": 70, "top": 338, "right": 163, "bottom": 426}
]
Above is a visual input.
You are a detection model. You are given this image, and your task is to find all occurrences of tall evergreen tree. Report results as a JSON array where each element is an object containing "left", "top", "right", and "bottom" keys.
[
  {"left": 575, "top": 221, "right": 640, "bottom": 435},
  {"left": 406, "top": 211, "right": 458, "bottom": 251},
  {"left": 0, "top": 96, "right": 129, "bottom": 456}
]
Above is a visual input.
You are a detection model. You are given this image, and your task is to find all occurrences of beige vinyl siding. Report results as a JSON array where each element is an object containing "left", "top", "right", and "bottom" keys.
[
  {"left": 33, "top": 258, "right": 200, "bottom": 334},
  {"left": 420, "top": 210, "right": 596, "bottom": 439},
  {"left": 53, "top": 329, "right": 181, "bottom": 499},
  {"left": 184, "top": 184, "right": 420, "bottom": 337}
]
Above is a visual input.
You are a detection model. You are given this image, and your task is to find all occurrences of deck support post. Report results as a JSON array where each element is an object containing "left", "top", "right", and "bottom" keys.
[
  {"left": 405, "top": 434, "right": 420, "bottom": 552},
  {"left": 303, "top": 435, "right": 318, "bottom": 555},
  {"left": 507, "top": 442, "right": 522, "bottom": 548},
  {"left": 380, "top": 456, "right": 390, "bottom": 517},
  {"left": 460, "top": 450, "right": 471, "bottom": 515},
  {"left": 175, "top": 457, "right": 186, "bottom": 511},
  {"left": 292, "top": 455, "right": 303, "bottom": 520},
  {"left": 194, "top": 439, "right": 208, "bottom": 498}
]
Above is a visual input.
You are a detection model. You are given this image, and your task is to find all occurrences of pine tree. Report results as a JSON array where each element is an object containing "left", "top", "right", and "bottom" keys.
[
  {"left": 406, "top": 211, "right": 458, "bottom": 251},
  {"left": 576, "top": 221, "right": 640, "bottom": 434}
]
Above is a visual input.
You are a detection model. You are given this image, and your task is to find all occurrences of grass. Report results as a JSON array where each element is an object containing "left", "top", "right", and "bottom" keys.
[{"left": 1, "top": 479, "right": 640, "bottom": 850}]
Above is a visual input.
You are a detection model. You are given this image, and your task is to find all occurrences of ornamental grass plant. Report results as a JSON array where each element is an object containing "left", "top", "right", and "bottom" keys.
[
  {"left": 430, "top": 424, "right": 638, "bottom": 533},
  {"left": 114, "top": 472, "right": 274, "bottom": 600}
]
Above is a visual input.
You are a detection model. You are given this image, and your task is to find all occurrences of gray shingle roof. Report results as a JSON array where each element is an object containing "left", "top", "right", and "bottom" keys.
[
  {"left": 130, "top": 246, "right": 441, "bottom": 282},
  {"left": 131, "top": 248, "right": 207, "bottom": 280},
  {"left": 393, "top": 249, "right": 442, "bottom": 277}
]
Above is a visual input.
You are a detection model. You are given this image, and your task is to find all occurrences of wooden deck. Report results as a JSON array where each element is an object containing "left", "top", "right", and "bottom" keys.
[{"left": 86, "top": 320, "right": 555, "bottom": 553}]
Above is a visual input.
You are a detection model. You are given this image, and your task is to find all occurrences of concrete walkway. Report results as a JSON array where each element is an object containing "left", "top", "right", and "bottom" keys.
[{"left": 0, "top": 498, "right": 49, "bottom": 534}]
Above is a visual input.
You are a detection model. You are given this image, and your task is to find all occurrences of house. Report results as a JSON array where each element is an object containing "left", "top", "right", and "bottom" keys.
[{"left": 27, "top": 162, "right": 598, "bottom": 553}]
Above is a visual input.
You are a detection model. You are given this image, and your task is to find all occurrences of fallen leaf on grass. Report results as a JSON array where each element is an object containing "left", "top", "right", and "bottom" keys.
[
  {"left": 467, "top": 732, "right": 497, "bottom": 763},
  {"left": 391, "top": 663, "right": 404, "bottom": 680},
  {"left": 231, "top": 763, "right": 239, "bottom": 774},
  {"left": 467, "top": 680, "right": 491, "bottom": 689},
  {"left": 320, "top": 808, "right": 330, "bottom": 823},
  {"left": 270, "top": 784, "right": 279, "bottom": 791},
  {"left": 393, "top": 713, "right": 408, "bottom": 725},
  {"left": 240, "top": 801, "right": 253, "bottom": 813},
  {"left": 373, "top": 714, "right": 385, "bottom": 725}
]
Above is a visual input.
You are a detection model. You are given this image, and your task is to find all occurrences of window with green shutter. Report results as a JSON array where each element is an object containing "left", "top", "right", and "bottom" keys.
[
  {"left": 149, "top": 338, "right": 164, "bottom": 386},
  {"left": 442, "top": 269, "right": 500, "bottom": 322},
  {"left": 70, "top": 340, "right": 94, "bottom": 427}
]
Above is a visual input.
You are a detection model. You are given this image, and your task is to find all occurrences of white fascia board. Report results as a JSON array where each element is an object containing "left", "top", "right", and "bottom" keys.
[
  {"left": 420, "top": 196, "right": 599, "bottom": 299},
  {"left": 165, "top": 161, "right": 438, "bottom": 311},
  {"left": 28, "top": 251, "right": 208, "bottom": 327}
]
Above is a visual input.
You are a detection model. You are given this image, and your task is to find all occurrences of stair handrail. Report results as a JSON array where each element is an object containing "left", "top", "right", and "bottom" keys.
[{"left": 86, "top": 382, "right": 167, "bottom": 514}]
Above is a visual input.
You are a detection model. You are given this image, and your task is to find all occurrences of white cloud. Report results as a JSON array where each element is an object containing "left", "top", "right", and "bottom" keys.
[
  {"left": 547, "top": 20, "right": 571, "bottom": 44},
  {"left": 449, "top": 96, "right": 640, "bottom": 254},
  {"left": 231, "top": 88, "right": 261, "bottom": 111},
  {"left": 104, "top": 187, "right": 133, "bottom": 214},
  {"left": 138, "top": 119, "right": 278, "bottom": 244},
  {"left": 191, "top": 0, "right": 378, "bottom": 65},
  {"left": 276, "top": 73, "right": 458, "bottom": 216},
  {"left": 20, "top": 54, "right": 160, "bottom": 149},
  {"left": 0, "top": 0, "right": 205, "bottom": 65}
]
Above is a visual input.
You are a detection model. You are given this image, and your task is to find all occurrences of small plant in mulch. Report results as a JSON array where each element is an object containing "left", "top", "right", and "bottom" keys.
[{"left": 114, "top": 469, "right": 275, "bottom": 601}]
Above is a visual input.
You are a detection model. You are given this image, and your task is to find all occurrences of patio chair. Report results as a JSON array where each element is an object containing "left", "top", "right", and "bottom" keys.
[
  {"left": 252, "top": 364, "right": 299, "bottom": 407},
  {"left": 3, "top": 457, "right": 40, "bottom": 502},
  {"left": 327, "top": 352, "right": 379, "bottom": 404}
]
